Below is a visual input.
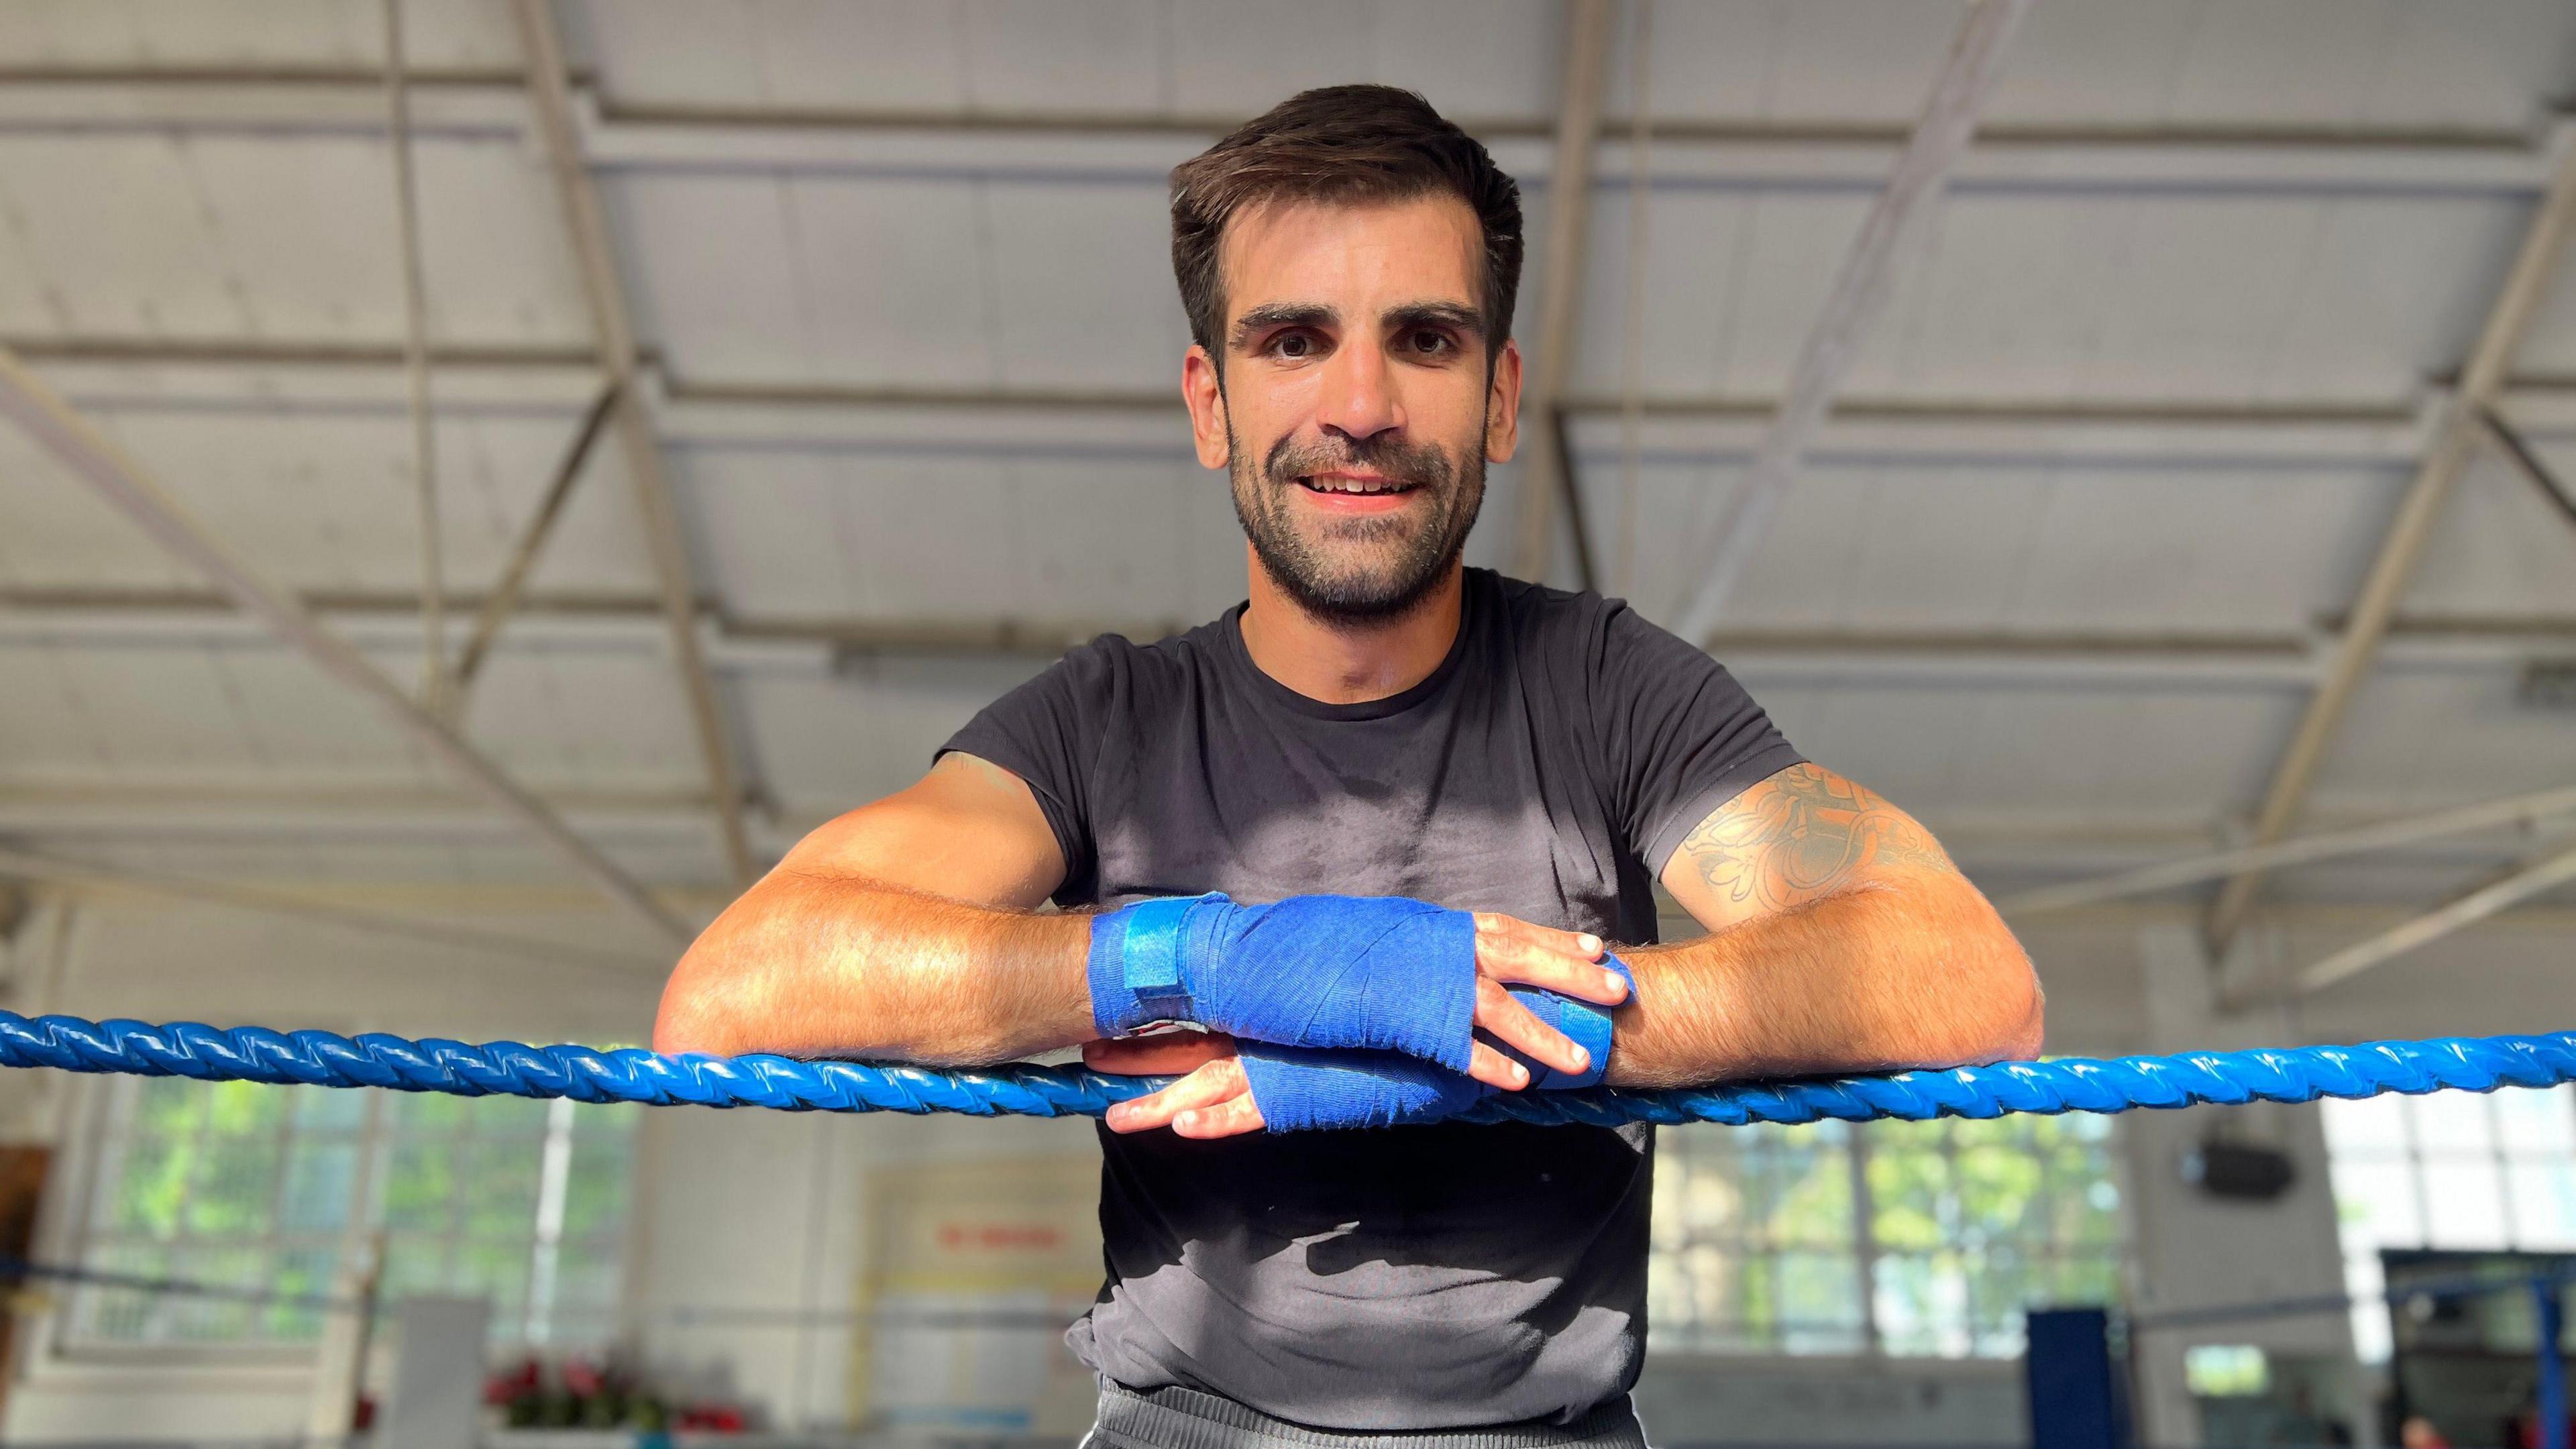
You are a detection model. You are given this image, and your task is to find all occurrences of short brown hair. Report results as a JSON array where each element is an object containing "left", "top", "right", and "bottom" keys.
[{"left": 1170, "top": 85, "right": 1524, "bottom": 365}]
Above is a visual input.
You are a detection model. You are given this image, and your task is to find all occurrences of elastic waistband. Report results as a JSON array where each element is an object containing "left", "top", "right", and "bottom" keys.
[{"left": 1091, "top": 1383, "right": 1648, "bottom": 1449}]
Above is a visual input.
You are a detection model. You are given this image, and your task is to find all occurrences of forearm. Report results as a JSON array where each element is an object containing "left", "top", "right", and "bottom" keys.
[
  {"left": 1605, "top": 875, "right": 2041, "bottom": 1089},
  {"left": 653, "top": 870, "right": 1093, "bottom": 1064}
]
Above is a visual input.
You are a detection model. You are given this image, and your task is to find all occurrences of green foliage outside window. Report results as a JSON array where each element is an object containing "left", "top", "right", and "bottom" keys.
[
  {"left": 1651, "top": 1112, "right": 2125, "bottom": 1357},
  {"left": 72, "top": 1077, "right": 636, "bottom": 1348}
]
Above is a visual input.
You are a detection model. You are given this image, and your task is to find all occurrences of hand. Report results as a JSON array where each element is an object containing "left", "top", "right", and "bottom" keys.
[
  {"left": 1089, "top": 1032, "right": 1488, "bottom": 1136},
  {"left": 1466, "top": 912, "right": 1630, "bottom": 1089},
  {"left": 1091, "top": 896, "right": 1630, "bottom": 1081},
  {"left": 1091, "top": 1032, "right": 1265, "bottom": 1139}
]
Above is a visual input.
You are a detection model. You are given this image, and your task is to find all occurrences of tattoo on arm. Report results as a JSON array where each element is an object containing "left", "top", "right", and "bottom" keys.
[{"left": 1675, "top": 764, "right": 1957, "bottom": 914}]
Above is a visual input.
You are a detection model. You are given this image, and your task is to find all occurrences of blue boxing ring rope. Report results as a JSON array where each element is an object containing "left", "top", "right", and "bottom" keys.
[{"left": 0, "top": 1011, "right": 2568, "bottom": 1126}]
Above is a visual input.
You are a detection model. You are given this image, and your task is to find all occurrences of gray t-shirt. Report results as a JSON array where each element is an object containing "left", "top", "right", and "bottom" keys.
[{"left": 941, "top": 568, "right": 1801, "bottom": 1430}]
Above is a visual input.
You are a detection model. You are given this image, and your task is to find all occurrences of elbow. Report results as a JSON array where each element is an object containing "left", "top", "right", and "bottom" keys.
[
  {"left": 1967, "top": 916, "right": 2045, "bottom": 1063},
  {"left": 1992, "top": 958, "right": 2046, "bottom": 1063},
  {"left": 652, "top": 943, "right": 741, "bottom": 1057},
  {"left": 652, "top": 994, "right": 721, "bottom": 1058},
  {"left": 1918, "top": 887, "right": 2044, "bottom": 1066}
]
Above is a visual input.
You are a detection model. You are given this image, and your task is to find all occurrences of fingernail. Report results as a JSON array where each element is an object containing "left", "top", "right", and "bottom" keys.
[
  {"left": 1579, "top": 934, "right": 1602, "bottom": 953},
  {"left": 1510, "top": 1062, "right": 1529, "bottom": 1085},
  {"left": 1603, "top": 969, "right": 1627, "bottom": 997},
  {"left": 1570, "top": 1047, "right": 1591, "bottom": 1070},
  {"left": 1175, "top": 1110, "right": 1196, "bottom": 1130}
]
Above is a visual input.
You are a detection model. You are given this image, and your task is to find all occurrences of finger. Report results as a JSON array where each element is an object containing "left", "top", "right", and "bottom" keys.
[
  {"left": 1083, "top": 1032, "right": 1234, "bottom": 1076},
  {"left": 1472, "top": 976, "right": 1591, "bottom": 1077},
  {"left": 1468, "top": 1040, "right": 1536, "bottom": 1093},
  {"left": 1474, "top": 912, "right": 1605, "bottom": 960},
  {"left": 1171, "top": 1093, "right": 1267, "bottom": 1139},
  {"left": 1474, "top": 930, "right": 1631, "bottom": 1005},
  {"left": 1104, "top": 1059, "right": 1248, "bottom": 1134}
]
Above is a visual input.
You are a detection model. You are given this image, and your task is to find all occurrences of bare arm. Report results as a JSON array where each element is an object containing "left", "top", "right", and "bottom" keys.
[
  {"left": 1608, "top": 763, "right": 2042, "bottom": 1089},
  {"left": 656, "top": 754, "right": 1612, "bottom": 1080},
  {"left": 652, "top": 752, "right": 1092, "bottom": 1063}
]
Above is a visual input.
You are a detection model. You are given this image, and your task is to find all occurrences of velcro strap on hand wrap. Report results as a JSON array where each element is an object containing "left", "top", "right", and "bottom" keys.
[
  {"left": 1239, "top": 953, "right": 1636, "bottom": 1132},
  {"left": 1088, "top": 894, "right": 1481, "bottom": 1072}
]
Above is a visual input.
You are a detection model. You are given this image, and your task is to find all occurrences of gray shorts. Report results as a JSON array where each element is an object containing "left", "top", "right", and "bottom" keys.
[{"left": 1084, "top": 1383, "right": 1652, "bottom": 1449}]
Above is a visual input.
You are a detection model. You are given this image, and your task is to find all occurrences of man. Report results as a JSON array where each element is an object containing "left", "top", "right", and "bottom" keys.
[{"left": 658, "top": 85, "right": 2039, "bottom": 1446}]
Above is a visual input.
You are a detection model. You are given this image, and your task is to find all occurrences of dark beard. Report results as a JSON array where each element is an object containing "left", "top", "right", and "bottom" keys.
[{"left": 1227, "top": 422, "right": 1486, "bottom": 623}]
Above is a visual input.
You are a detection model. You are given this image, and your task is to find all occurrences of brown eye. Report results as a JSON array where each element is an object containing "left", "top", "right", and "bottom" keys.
[
  {"left": 1275, "top": 333, "right": 1313, "bottom": 359},
  {"left": 1410, "top": 330, "right": 1451, "bottom": 355}
]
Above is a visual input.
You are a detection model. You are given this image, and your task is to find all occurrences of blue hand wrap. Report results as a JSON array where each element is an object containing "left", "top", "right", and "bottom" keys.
[
  {"left": 1240, "top": 954, "right": 1636, "bottom": 1132},
  {"left": 1088, "top": 894, "right": 1481, "bottom": 1071}
]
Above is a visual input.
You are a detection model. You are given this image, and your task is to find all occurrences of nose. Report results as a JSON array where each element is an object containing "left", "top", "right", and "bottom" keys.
[{"left": 1314, "top": 335, "right": 1404, "bottom": 447}]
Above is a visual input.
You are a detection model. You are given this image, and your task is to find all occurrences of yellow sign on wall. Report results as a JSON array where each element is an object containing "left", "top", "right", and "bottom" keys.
[{"left": 850, "top": 1155, "right": 1102, "bottom": 1434}]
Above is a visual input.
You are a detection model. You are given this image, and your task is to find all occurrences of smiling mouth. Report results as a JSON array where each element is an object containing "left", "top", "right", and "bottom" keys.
[{"left": 1296, "top": 474, "right": 1419, "bottom": 496}]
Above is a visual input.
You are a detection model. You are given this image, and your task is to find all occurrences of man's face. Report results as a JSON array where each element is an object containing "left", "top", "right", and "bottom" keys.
[{"left": 1182, "top": 195, "right": 1521, "bottom": 621}]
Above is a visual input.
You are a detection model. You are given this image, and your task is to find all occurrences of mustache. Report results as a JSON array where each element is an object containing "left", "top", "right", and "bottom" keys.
[{"left": 1261, "top": 431, "right": 1454, "bottom": 489}]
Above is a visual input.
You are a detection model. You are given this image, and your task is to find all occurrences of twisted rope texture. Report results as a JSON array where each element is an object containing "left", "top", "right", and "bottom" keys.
[{"left": 0, "top": 1012, "right": 2567, "bottom": 1126}]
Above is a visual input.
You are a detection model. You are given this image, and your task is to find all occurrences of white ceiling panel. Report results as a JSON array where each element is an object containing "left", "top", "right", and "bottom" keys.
[
  {"left": 1564, "top": 187, "right": 2522, "bottom": 404},
  {"left": 1619, "top": 0, "right": 2576, "bottom": 132},
  {"left": 1748, "top": 676, "right": 2298, "bottom": 824},
  {"left": 673, "top": 442, "right": 1229, "bottom": 621},
  {"left": 1, "top": 405, "right": 653, "bottom": 596},
  {"left": 2310, "top": 666, "right": 2576, "bottom": 818},
  {"left": 735, "top": 653, "right": 1046, "bottom": 810},
  {"left": 0, "top": 0, "right": 518, "bottom": 70},
  {"left": 770, "top": 177, "right": 1004, "bottom": 386},
  {"left": 453, "top": 645, "right": 704, "bottom": 790},
  {"left": 983, "top": 182, "right": 1190, "bottom": 389},
  {"left": 0, "top": 132, "right": 584, "bottom": 348},
  {"left": 2405, "top": 446, "right": 2576, "bottom": 619},
  {"left": 578, "top": 0, "right": 976, "bottom": 112},
  {"left": 1579, "top": 457, "right": 2404, "bottom": 635}
]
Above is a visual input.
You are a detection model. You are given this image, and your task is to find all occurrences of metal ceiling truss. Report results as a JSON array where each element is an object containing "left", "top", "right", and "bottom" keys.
[
  {"left": 0, "top": 345, "right": 690, "bottom": 945},
  {"left": 1670, "top": 0, "right": 2035, "bottom": 643},
  {"left": 1507, "top": 0, "right": 1617, "bottom": 582},
  {"left": 513, "top": 0, "right": 755, "bottom": 887},
  {"left": 2203, "top": 130, "right": 2576, "bottom": 955}
]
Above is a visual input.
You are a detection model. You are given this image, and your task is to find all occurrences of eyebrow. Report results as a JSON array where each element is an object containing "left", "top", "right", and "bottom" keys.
[
  {"left": 1228, "top": 299, "right": 1489, "bottom": 352},
  {"left": 1384, "top": 301, "right": 1487, "bottom": 340}
]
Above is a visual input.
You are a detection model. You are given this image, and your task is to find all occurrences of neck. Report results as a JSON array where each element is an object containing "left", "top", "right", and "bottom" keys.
[{"left": 1236, "top": 547, "right": 1465, "bottom": 706}]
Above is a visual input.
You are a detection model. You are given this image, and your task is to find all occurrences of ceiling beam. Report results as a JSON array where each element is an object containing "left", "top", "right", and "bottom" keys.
[
  {"left": 382, "top": 0, "right": 449, "bottom": 716},
  {"left": 2260, "top": 842, "right": 2576, "bottom": 1004},
  {"left": 2202, "top": 125, "right": 2576, "bottom": 953},
  {"left": 11, "top": 585, "right": 2576, "bottom": 692},
  {"left": 2477, "top": 404, "right": 2576, "bottom": 535},
  {"left": 0, "top": 844, "right": 659, "bottom": 977},
  {"left": 0, "top": 69, "right": 2556, "bottom": 199},
  {"left": 1508, "top": 0, "right": 1617, "bottom": 581},
  {"left": 514, "top": 0, "right": 754, "bottom": 887},
  {"left": 0, "top": 343, "right": 690, "bottom": 945},
  {"left": 1671, "top": 0, "right": 2035, "bottom": 643},
  {"left": 451, "top": 378, "right": 621, "bottom": 702},
  {"left": 1998, "top": 782, "right": 2576, "bottom": 915}
]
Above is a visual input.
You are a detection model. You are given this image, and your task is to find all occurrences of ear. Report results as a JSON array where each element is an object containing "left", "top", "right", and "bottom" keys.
[
  {"left": 1183, "top": 345, "right": 1230, "bottom": 470},
  {"left": 1485, "top": 338, "right": 1523, "bottom": 464}
]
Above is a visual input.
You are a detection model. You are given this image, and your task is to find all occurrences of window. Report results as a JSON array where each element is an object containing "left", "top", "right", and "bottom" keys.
[
  {"left": 1650, "top": 1113, "right": 2126, "bottom": 1358},
  {"left": 2322, "top": 1085, "right": 2576, "bottom": 1363},
  {"left": 70, "top": 1077, "right": 638, "bottom": 1350}
]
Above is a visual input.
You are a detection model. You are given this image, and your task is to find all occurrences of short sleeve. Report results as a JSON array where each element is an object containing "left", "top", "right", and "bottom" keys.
[
  {"left": 937, "top": 639, "right": 1127, "bottom": 900},
  {"left": 1590, "top": 601, "right": 1805, "bottom": 875}
]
